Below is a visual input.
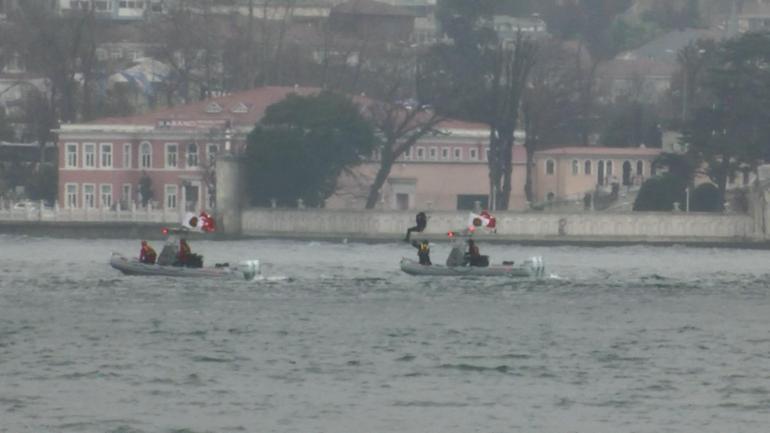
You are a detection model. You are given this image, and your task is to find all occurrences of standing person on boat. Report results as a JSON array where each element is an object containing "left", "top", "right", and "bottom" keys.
[
  {"left": 139, "top": 240, "right": 157, "bottom": 264},
  {"left": 411, "top": 239, "right": 432, "bottom": 265},
  {"left": 405, "top": 211, "right": 428, "bottom": 242}
]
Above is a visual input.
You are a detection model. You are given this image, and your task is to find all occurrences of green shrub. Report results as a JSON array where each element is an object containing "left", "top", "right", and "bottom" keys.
[
  {"left": 690, "top": 183, "right": 722, "bottom": 212},
  {"left": 633, "top": 174, "right": 686, "bottom": 211}
]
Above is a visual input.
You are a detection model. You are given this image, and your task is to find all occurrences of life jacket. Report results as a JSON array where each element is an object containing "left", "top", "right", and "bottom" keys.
[
  {"left": 145, "top": 246, "right": 157, "bottom": 261},
  {"left": 141, "top": 245, "right": 157, "bottom": 263},
  {"left": 179, "top": 242, "right": 191, "bottom": 261},
  {"left": 419, "top": 243, "right": 429, "bottom": 254}
]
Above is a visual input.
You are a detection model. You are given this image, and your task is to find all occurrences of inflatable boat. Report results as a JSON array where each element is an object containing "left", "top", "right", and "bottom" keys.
[
  {"left": 110, "top": 252, "right": 261, "bottom": 281},
  {"left": 400, "top": 256, "right": 545, "bottom": 278}
]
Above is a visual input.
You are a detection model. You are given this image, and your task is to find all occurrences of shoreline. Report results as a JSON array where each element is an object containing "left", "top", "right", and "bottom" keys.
[{"left": 1, "top": 221, "right": 769, "bottom": 249}]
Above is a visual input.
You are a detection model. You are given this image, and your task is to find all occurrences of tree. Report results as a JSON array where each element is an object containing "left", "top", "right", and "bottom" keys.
[
  {"left": 599, "top": 100, "right": 662, "bottom": 148},
  {"left": 522, "top": 40, "right": 582, "bottom": 202},
  {"left": 682, "top": 32, "right": 770, "bottom": 206},
  {"left": 244, "top": 91, "right": 376, "bottom": 207},
  {"left": 362, "top": 72, "right": 446, "bottom": 209},
  {"left": 690, "top": 183, "right": 721, "bottom": 212},
  {"left": 633, "top": 174, "right": 686, "bottom": 211},
  {"left": 486, "top": 33, "right": 538, "bottom": 210},
  {"left": 0, "top": 109, "right": 14, "bottom": 142},
  {"left": 428, "top": 2, "right": 538, "bottom": 210},
  {"left": 543, "top": 0, "right": 633, "bottom": 144}
]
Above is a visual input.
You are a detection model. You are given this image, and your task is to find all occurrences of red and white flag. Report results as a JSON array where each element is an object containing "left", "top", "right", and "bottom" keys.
[
  {"left": 467, "top": 210, "right": 496, "bottom": 232},
  {"left": 182, "top": 211, "right": 216, "bottom": 232}
]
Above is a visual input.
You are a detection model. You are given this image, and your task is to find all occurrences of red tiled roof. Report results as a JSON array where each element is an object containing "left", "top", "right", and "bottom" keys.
[
  {"left": 89, "top": 86, "right": 325, "bottom": 127},
  {"left": 87, "top": 85, "right": 492, "bottom": 133},
  {"left": 331, "top": 0, "right": 415, "bottom": 17},
  {"left": 535, "top": 146, "right": 663, "bottom": 157}
]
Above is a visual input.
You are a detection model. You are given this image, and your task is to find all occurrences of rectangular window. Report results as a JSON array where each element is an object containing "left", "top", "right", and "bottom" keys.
[
  {"left": 607, "top": 160, "right": 613, "bottom": 176},
  {"left": 187, "top": 143, "right": 198, "bottom": 167},
  {"left": 572, "top": 160, "right": 579, "bottom": 175},
  {"left": 122, "top": 183, "right": 132, "bottom": 206},
  {"left": 441, "top": 148, "right": 449, "bottom": 160},
  {"left": 66, "top": 143, "right": 78, "bottom": 168},
  {"left": 469, "top": 148, "right": 478, "bottom": 161},
  {"left": 453, "top": 148, "right": 462, "bottom": 160},
  {"left": 100, "top": 143, "right": 112, "bottom": 168},
  {"left": 165, "top": 184, "right": 177, "bottom": 209},
  {"left": 546, "top": 160, "right": 555, "bottom": 175},
  {"left": 585, "top": 160, "right": 592, "bottom": 175},
  {"left": 429, "top": 147, "right": 437, "bottom": 160},
  {"left": 100, "top": 184, "right": 112, "bottom": 209},
  {"left": 84, "top": 143, "right": 96, "bottom": 168},
  {"left": 416, "top": 147, "right": 425, "bottom": 160},
  {"left": 83, "top": 184, "right": 95, "bottom": 209},
  {"left": 66, "top": 183, "right": 78, "bottom": 208},
  {"left": 403, "top": 148, "right": 411, "bottom": 160},
  {"left": 141, "top": 142, "right": 152, "bottom": 168},
  {"left": 457, "top": 194, "right": 489, "bottom": 210},
  {"left": 166, "top": 143, "right": 178, "bottom": 168},
  {"left": 123, "top": 143, "right": 131, "bottom": 169},
  {"left": 207, "top": 143, "right": 218, "bottom": 164}
]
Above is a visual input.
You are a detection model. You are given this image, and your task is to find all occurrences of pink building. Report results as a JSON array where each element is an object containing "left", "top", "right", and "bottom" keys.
[
  {"left": 328, "top": 121, "right": 529, "bottom": 210},
  {"left": 57, "top": 86, "right": 529, "bottom": 212},
  {"left": 533, "top": 146, "right": 663, "bottom": 202},
  {"left": 56, "top": 86, "right": 322, "bottom": 212}
]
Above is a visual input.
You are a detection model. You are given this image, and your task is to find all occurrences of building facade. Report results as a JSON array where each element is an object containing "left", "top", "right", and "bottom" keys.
[
  {"left": 328, "top": 123, "right": 528, "bottom": 211},
  {"left": 533, "top": 146, "right": 663, "bottom": 202},
  {"left": 56, "top": 0, "right": 165, "bottom": 20},
  {"left": 56, "top": 87, "right": 327, "bottom": 212}
]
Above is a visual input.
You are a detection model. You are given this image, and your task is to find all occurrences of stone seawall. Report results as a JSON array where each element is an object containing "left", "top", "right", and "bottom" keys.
[
  {"left": 0, "top": 221, "right": 177, "bottom": 240},
  {"left": 0, "top": 210, "right": 760, "bottom": 247},
  {"left": 241, "top": 209, "right": 758, "bottom": 245}
]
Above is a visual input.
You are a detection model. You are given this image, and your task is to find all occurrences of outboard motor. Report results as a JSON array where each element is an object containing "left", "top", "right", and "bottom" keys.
[
  {"left": 525, "top": 256, "right": 545, "bottom": 278},
  {"left": 239, "top": 260, "right": 261, "bottom": 281}
]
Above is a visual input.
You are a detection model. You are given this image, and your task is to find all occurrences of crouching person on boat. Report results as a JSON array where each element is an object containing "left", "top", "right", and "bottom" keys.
[
  {"left": 411, "top": 239, "right": 432, "bottom": 266},
  {"left": 139, "top": 240, "right": 157, "bottom": 264},
  {"left": 465, "top": 239, "right": 489, "bottom": 267},
  {"left": 176, "top": 238, "right": 203, "bottom": 268}
]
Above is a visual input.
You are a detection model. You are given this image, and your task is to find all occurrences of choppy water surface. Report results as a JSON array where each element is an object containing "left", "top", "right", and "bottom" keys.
[{"left": 1, "top": 236, "right": 770, "bottom": 433}]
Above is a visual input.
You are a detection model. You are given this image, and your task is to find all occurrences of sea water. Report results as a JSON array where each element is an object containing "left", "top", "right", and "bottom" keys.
[{"left": 1, "top": 236, "right": 769, "bottom": 433}]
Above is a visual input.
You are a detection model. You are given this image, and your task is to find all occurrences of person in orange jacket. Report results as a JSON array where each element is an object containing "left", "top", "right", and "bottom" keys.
[{"left": 139, "top": 240, "right": 157, "bottom": 264}]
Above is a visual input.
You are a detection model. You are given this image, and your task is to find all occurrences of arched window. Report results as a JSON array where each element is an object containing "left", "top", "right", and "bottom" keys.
[
  {"left": 636, "top": 160, "right": 644, "bottom": 176},
  {"left": 546, "top": 159, "right": 555, "bottom": 175},
  {"left": 584, "top": 160, "right": 592, "bottom": 175},
  {"left": 571, "top": 160, "right": 579, "bottom": 175},
  {"left": 606, "top": 160, "right": 613, "bottom": 176},
  {"left": 140, "top": 142, "right": 152, "bottom": 168}
]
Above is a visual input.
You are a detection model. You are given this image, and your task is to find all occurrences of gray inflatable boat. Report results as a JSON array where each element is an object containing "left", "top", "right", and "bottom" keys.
[
  {"left": 110, "top": 252, "right": 260, "bottom": 281},
  {"left": 400, "top": 256, "right": 545, "bottom": 278}
]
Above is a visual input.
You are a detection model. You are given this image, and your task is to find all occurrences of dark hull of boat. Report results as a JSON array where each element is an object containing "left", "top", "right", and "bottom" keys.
[
  {"left": 400, "top": 257, "right": 544, "bottom": 277},
  {"left": 110, "top": 253, "right": 258, "bottom": 280}
]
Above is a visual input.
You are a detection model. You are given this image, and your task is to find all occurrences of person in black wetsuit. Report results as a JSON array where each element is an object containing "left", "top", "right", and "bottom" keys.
[
  {"left": 405, "top": 211, "right": 428, "bottom": 242},
  {"left": 411, "top": 240, "right": 432, "bottom": 265}
]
